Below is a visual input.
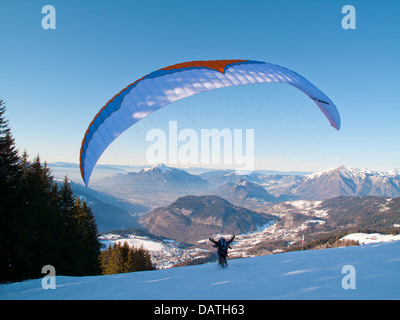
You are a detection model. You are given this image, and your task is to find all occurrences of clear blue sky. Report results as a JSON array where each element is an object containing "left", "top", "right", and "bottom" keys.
[{"left": 0, "top": 0, "right": 399, "bottom": 173}]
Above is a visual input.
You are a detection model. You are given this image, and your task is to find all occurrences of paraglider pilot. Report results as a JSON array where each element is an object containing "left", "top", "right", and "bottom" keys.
[{"left": 209, "top": 235, "right": 235, "bottom": 267}]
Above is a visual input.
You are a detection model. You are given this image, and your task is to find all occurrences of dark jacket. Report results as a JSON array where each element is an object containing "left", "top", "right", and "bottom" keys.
[{"left": 209, "top": 235, "right": 235, "bottom": 257}]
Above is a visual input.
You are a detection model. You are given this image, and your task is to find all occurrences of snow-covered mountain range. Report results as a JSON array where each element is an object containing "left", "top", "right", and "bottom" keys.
[
  {"left": 293, "top": 165, "right": 400, "bottom": 199},
  {"left": 100, "top": 163, "right": 210, "bottom": 191},
  {"left": 51, "top": 163, "right": 400, "bottom": 237},
  {"left": 89, "top": 163, "right": 400, "bottom": 202}
]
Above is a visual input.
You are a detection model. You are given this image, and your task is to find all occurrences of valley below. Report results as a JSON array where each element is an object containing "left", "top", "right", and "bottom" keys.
[{"left": 50, "top": 163, "right": 400, "bottom": 269}]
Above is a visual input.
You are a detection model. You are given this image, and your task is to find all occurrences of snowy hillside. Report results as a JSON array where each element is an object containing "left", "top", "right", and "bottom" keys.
[
  {"left": 341, "top": 232, "right": 400, "bottom": 244},
  {"left": 1, "top": 241, "right": 399, "bottom": 300}
]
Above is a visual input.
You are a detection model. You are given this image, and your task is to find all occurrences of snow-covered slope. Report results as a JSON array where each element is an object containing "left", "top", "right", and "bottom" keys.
[
  {"left": 1, "top": 241, "right": 399, "bottom": 300},
  {"left": 341, "top": 232, "right": 400, "bottom": 245}
]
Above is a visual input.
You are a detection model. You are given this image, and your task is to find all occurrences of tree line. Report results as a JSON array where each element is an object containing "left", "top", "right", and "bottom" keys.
[
  {"left": 100, "top": 242, "right": 155, "bottom": 275},
  {"left": 0, "top": 100, "right": 154, "bottom": 282}
]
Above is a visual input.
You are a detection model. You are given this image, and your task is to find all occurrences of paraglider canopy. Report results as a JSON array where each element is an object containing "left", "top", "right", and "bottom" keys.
[{"left": 80, "top": 59, "right": 340, "bottom": 186}]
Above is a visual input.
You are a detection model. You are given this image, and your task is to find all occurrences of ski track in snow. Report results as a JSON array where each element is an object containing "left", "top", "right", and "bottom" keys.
[{"left": 1, "top": 241, "right": 399, "bottom": 300}]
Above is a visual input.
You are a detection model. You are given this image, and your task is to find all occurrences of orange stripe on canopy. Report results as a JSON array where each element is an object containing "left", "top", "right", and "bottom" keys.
[{"left": 160, "top": 59, "right": 248, "bottom": 74}]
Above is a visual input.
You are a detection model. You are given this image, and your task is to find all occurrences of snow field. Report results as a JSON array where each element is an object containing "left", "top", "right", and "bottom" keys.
[
  {"left": 1, "top": 241, "right": 399, "bottom": 300},
  {"left": 341, "top": 232, "right": 400, "bottom": 245}
]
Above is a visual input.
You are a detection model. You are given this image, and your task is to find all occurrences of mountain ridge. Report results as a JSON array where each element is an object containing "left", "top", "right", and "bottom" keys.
[
  {"left": 99, "top": 163, "right": 210, "bottom": 192},
  {"left": 293, "top": 165, "right": 400, "bottom": 200},
  {"left": 138, "top": 195, "right": 275, "bottom": 243},
  {"left": 215, "top": 178, "right": 278, "bottom": 204}
]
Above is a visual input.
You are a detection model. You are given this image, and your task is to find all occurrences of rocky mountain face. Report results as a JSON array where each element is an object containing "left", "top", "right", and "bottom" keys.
[{"left": 138, "top": 195, "right": 275, "bottom": 244}]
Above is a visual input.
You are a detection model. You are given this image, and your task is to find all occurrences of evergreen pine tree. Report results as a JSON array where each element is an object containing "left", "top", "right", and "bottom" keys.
[
  {"left": 100, "top": 242, "right": 155, "bottom": 275},
  {"left": 18, "top": 155, "right": 62, "bottom": 279},
  {"left": 59, "top": 175, "right": 76, "bottom": 219},
  {"left": 0, "top": 100, "right": 102, "bottom": 281},
  {"left": 134, "top": 246, "right": 155, "bottom": 271},
  {"left": 0, "top": 102, "right": 20, "bottom": 187},
  {"left": 57, "top": 177, "right": 101, "bottom": 276},
  {"left": 80, "top": 201, "right": 101, "bottom": 275},
  {"left": 56, "top": 175, "right": 80, "bottom": 275},
  {"left": 100, "top": 243, "right": 122, "bottom": 275},
  {"left": 0, "top": 100, "right": 21, "bottom": 282}
]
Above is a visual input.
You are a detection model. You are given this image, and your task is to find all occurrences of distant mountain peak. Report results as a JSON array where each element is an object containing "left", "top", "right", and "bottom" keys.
[
  {"left": 389, "top": 168, "right": 400, "bottom": 176},
  {"left": 143, "top": 163, "right": 172, "bottom": 173},
  {"left": 237, "top": 178, "right": 250, "bottom": 186}
]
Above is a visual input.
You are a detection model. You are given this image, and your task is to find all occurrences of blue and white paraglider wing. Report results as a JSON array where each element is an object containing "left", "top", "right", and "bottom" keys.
[{"left": 80, "top": 59, "right": 340, "bottom": 186}]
